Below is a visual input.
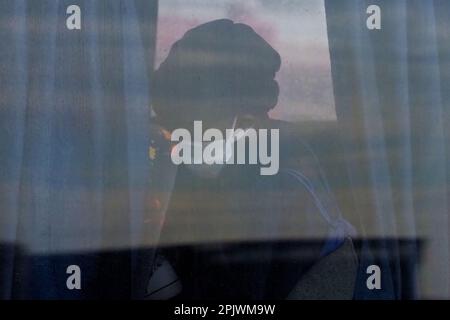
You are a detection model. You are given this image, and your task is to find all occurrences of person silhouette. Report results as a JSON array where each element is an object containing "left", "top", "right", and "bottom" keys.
[
  {"left": 153, "top": 19, "right": 280, "bottom": 133},
  {"left": 150, "top": 19, "right": 356, "bottom": 300}
]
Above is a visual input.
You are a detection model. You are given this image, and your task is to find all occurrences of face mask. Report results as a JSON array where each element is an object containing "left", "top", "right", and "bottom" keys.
[{"left": 185, "top": 117, "right": 251, "bottom": 179}]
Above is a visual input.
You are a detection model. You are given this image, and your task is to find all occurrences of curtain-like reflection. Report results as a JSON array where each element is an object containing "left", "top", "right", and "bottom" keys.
[
  {"left": 325, "top": 0, "right": 450, "bottom": 298},
  {"left": 0, "top": 0, "right": 159, "bottom": 299}
]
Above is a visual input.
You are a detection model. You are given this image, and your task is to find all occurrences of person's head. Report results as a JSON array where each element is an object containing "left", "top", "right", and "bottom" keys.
[{"left": 152, "top": 19, "right": 281, "bottom": 132}]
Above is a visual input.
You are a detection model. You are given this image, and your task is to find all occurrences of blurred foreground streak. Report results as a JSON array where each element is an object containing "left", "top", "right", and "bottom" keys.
[{"left": 0, "top": 238, "right": 422, "bottom": 299}]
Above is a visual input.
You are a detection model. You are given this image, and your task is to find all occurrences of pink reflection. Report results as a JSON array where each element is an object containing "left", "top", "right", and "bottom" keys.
[{"left": 156, "top": 0, "right": 336, "bottom": 122}]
